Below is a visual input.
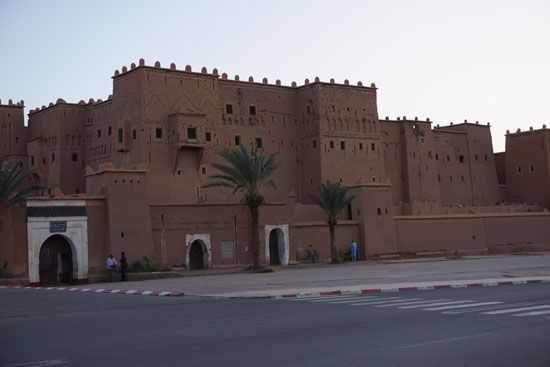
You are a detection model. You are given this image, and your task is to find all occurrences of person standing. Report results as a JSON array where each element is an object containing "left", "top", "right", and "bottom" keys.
[
  {"left": 106, "top": 254, "right": 118, "bottom": 282},
  {"left": 350, "top": 241, "right": 358, "bottom": 262},
  {"left": 119, "top": 251, "right": 128, "bottom": 282}
]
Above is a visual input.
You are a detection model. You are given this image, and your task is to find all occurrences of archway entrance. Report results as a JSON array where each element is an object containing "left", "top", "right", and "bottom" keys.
[
  {"left": 189, "top": 240, "right": 207, "bottom": 270},
  {"left": 39, "top": 235, "right": 74, "bottom": 286},
  {"left": 269, "top": 230, "right": 281, "bottom": 265}
]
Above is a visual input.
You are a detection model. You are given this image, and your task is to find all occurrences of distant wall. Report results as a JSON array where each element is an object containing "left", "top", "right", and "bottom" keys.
[
  {"left": 292, "top": 221, "right": 361, "bottom": 260},
  {"left": 395, "top": 212, "right": 550, "bottom": 254}
]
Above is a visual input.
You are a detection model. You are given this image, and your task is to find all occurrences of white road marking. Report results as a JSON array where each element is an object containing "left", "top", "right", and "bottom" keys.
[
  {"left": 141, "top": 291, "right": 153, "bottom": 296},
  {"left": 482, "top": 305, "right": 550, "bottom": 315},
  {"left": 513, "top": 309, "right": 550, "bottom": 317},
  {"left": 2, "top": 359, "right": 67, "bottom": 366},
  {"left": 399, "top": 300, "right": 474, "bottom": 309},
  {"left": 442, "top": 300, "right": 550, "bottom": 314},
  {"left": 158, "top": 291, "right": 171, "bottom": 296},
  {"left": 374, "top": 299, "right": 450, "bottom": 308},
  {"left": 290, "top": 295, "right": 370, "bottom": 302},
  {"left": 328, "top": 297, "right": 382, "bottom": 304},
  {"left": 424, "top": 302, "right": 503, "bottom": 311},
  {"left": 393, "top": 332, "right": 494, "bottom": 350},
  {"left": 357, "top": 298, "right": 423, "bottom": 306},
  {"left": 94, "top": 289, "right": 105, "bottom": 293},
  {"left": 308, "top": 296, "right": 372, "bottom": 302},
  {"left": 349, "top": 297, "right": 405, "bottom": 306}
]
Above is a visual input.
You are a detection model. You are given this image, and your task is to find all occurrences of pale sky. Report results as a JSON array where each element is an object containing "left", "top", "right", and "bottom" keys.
[{"left": 1, "top": 0, "right": 548, "bottom": 152}]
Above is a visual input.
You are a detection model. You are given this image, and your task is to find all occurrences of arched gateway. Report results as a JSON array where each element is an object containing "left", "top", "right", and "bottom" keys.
[
  {"left": 264, "top": 225, "right": 289, "bottom": 266},
  {"left": 27, "top": 200, "right": 89, "bottom": 286},
  {"left": 39, "top": 235, "right": 74, "bottom": 286}
]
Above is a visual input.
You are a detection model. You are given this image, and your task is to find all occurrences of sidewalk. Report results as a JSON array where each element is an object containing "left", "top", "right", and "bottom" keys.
[{"left": 58, "top": 252, "right": 550, "bottom": 298}]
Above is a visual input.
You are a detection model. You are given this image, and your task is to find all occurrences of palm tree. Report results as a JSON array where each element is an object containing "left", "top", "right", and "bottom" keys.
[
  {"left": 203, "top": 145, "right": 278, "bottom": 271},
  {"left": 309, "top": 181, "right": 355, "bottom": 264},
  {"left": 0, "top": 157, "right": 41, "bottom": 214}
]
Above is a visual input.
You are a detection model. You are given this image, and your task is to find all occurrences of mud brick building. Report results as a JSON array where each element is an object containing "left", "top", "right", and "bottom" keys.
[{"left": 1, "top": 59, "right": 549, "bottom": 285}]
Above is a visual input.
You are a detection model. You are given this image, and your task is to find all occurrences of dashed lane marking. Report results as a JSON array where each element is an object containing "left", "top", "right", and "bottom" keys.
[
  {"left": 483, "top": 305, "right": 550, "bottom": 315},
  {"left": 399, "top": 300, "right": 474, "bottom": 309}
]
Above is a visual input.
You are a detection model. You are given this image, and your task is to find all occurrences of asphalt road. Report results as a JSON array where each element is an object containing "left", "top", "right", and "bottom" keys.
[{"left": 1, "top": 284, "right": 549, "bottom": 367}]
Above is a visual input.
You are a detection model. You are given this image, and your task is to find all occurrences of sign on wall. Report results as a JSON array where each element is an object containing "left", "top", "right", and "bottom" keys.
[
  {"left": 49, "top": 221, "right": 67, "bottom": 233},
  {"left": 220, "top": 240, "right": 235, "bottom": 259}
]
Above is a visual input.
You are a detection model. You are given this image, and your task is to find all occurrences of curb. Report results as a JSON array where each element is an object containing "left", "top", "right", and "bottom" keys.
[
  {"left": 213, "top": 278, "right": 550, "bottom": 300},
  {"left": 0, "top": 285, "right": 184, "bottom": 297}
]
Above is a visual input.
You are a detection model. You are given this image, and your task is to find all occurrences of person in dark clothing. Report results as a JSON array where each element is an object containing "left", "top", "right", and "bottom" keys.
[{"left": 119, "top": 251, "right": 128, "bottom": 282}]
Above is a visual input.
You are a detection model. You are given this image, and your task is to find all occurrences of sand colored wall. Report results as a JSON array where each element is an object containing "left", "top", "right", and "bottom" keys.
[
  {"left": 504, "top": 129, "right": 550, "bottom": 207},
  {"left": 395, "top": 212, "right": 550, "bottom": 254},
  {"left": 293, "top": 221, "right": 361, "bottom": 261},
  {"left": 0, "top": 206, "right": 28, "bottom": 278}
]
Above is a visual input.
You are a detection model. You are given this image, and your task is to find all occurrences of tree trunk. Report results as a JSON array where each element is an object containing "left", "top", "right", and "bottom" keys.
[
  {"left": 329, "top": 222, "right": 339, "bottom": 264},
  {"left": 250, "top": 204, "right": 261, "bottom": 270}
]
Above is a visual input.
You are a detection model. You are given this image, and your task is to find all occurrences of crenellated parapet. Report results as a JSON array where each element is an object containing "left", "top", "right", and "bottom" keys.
[{"left": 111, "top": 58, "right": 377, "bottom": 90}]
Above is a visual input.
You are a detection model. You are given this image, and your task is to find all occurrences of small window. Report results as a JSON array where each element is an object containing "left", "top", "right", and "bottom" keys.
[
  {"left": 484, "top": 154, "right": 488, "bottom": 161},
  {"left": 371, "top": 143, "right": 375, "bottom": 151},
  {"left": 234, "top": 136, "right": 241, "bottom": 146},
  {"left": 97, "top": 129, "right": 101, "bottom": 138},
  {"left": 226, "top": 104, "right": 233, "bottom": 114},
  {"left": 449, "top": 175, "right": 453, "bottom": 182},
  {"left": 31, "top": 156, "right": 35, "bottom": 166},
  {"left": 359, "top": 143, "right": 363, "bottom": 150},
  {"left": 108, "top": 126, "right": 112, "bottom": 135},
  {"left": 201, "top": 167, "right": 206, "bottom": 175},
  {"left": 461, "top": 175, "right": 465, "bottom": 182},
  {"left": 255, "top": 137, "right": 263, "bottom": 148},
  {"left": 42, "top": 158, "right": 46, "bottom": 165},
  {"left": 437, "top": 174, "right": 441, "bottom": 182},
  {"left": 52, "top": 153, "right": 55, "bottom": 162},
  {"left": 347, "top": 203, "right": 352, "bottom": 220},
  {"left": 249, "top": 105, "right": 256, "bottom": 115},
  {"left": 428, "top": 151, "right": 432, "bottom": 158},
  {"left": 459, "top": 155, "right": 464, "bottom": 163},
  {"left": 377, "top": 207, "right": 382, "bottom": 215},
  {"left": 132, "top": 129, "right": 137, "bottom": 140},
  {"left": 331, "top": 105, "right": 335, "bottom": 112},
  {"left": 155, "top": 128, "right": 163, "bottom": 139},
  {"left": 312, "top": 140, "right": 317, "bottom": 148},
  {"left": 117, "top": 128, "right": 123, "bottom": 143},
  {"left": 205, "top": 132, "right": 212, "bottom": 142},
  {"left": 447, "top": 155, "right": 450, "bottom": 161},
  {"left": 307, "top": 106, "right": 311, "bottom": 114},
  {"left": 435, "top": 154, "right": 439, "bottom": 161},
  {"left": 516, "top": 166, "right": 522, "bottom": 174},
  {"left": 329, "top": 141, "right": 334, "bottom": 149},
  {"left": 475, "top": 154, "right": 479, "bottom": 161},
  {"left": 72, "top": 153, "right": 78, "bottom": 162},
  {"left": 340, "top": 141, "right": 346, "bottom": 150},
  {"left": 530, "top": 165, "right": 535, "bottom": 173},
  {"left": 15, "top": 137, "right": 19, "bottom": 143},
  {"left": 187, "top": 127, "right": 197, "bottom": 139}
]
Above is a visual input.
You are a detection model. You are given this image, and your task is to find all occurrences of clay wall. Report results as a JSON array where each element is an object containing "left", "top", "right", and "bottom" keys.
[
  {"left": 27, "top": 102, "right": 86, "bottom": 194},
  {"left": 293, "top": 221, "right": 361, "bottom": 261},
  {"left": 85, "top": 198, "right": 108, "bottom": 277},
  {"left": 395, "top": 212, "right": 550, "bottom": 254},
  {"left": 433, "top": 129, "right": 473, "bottom": 206},
  {"left": 149, "top": 201, "right": 292, "bottom": 267},
  {"left": 0, "top": 102, "right": 28, "bottom": 158},
  {"left": 0, "top": 206, "right": 28, "bottom": 278},
  {"left": 504, "top": 128, "right": 550, "bottom": 208}
]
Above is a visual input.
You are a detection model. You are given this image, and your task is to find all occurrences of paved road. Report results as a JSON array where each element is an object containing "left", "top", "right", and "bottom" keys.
[{"left": 1, "top": 284, "right": 549, "bottom": 367}]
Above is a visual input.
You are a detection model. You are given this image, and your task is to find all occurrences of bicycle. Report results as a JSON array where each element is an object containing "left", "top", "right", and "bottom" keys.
[{"left": 303, "top": 248, "right": 320, "bottom": 263}]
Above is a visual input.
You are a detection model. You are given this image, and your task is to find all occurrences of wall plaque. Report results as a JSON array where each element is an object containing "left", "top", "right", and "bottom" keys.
[
  {"left": 220, "top": 240, "right": 235, "bottom": 259},
  {"left": 49, "top": 220, "right": 67, "bottom": 233}
]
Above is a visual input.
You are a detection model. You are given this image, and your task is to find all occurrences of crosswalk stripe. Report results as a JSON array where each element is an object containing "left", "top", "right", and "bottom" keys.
[
  {"left": 399, "top": 300, "right": 474, "bottom": 309},
  {"left": 307, "top": 296, "right": 379, "bottom": 303},
  {"left": 513, "top": 309, "right": 550, "bottom": 317},
  {"left": 329, "top": 297, "right": 383, "bottom": 304},
  {"left": 350, "top": 298, "right": 423, "bottom": 306},
  {"left": 423, "top": 302, "right": 503, "bottom": 311},
  {"left": 288, "top": 295, "right": 358, "bottom": 301},
  {"left": 442, "top": 300, "right": 550, "bottom": 314},
  {"left": 482, "top": 305, "right": 550, "bottom": 315},
  {"left": 349, "top": 297, "right": 407, "bottom": 306},
  {"left": 374, "top": 299, "right": 450, "bottom": 308}
]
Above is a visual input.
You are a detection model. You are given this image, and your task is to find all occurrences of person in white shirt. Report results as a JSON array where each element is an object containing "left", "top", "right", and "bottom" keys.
[{"left": 106, "top": 254, "right": 118, "bottom": 282}]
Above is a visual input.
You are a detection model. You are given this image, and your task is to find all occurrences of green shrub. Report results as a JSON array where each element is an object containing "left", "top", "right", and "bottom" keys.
[
  {"left": 127, "top": 256, "right": 170, "bottom": 273},
  {"left": 242, "top": 265, "right": 274, "bottom": 273},
  {"left": 0, "top": 261, "right": 12, "bottom": 279}
]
